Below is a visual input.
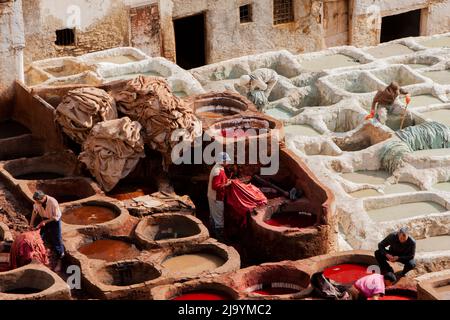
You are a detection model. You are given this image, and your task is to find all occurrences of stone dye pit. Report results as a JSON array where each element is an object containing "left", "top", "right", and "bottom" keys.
[
  {"left": 78, "top": 239, "right": 140, "bottom": 262},
  {"left": 230, "top": 262, "right": 311, "bottom": 300},
  {"left": 157, "top": 241, "right": 241, "bottom": 282},
  {"left": 185, "top": 91, "right": 256, "bottom": 126},
  {"left": 417, "top": 270, "right": 450, "bottom": 300},
  {"left": 0, "top": 152, "right": 79, "bottom": 182},
  {"left": 62, "top": 205, "right": 119, "bottom": 226},
  {"left": 135, "top": 213, "right": 209, "bottom": 249},
  {"left": 24, "top": 177, "right": 101, "bottom": 204},
  {"left": 151, "top": 280, "right": 240, "bottom": 300},
  {"left": 366, "top": 201, "right": 447, "bottom": 223},
  {"left": 0, "top": 264, "right": 71, "bottom": 300}
]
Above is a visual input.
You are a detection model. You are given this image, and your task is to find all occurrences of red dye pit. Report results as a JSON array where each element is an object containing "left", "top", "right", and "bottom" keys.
[
  {"left": 323, "top": 264, "right": 369, "bottom": 285},
  {"left": 107, "top": 184, "right": 156, "bottom": 201},
  {"left": 265, "top": 211, "right": 316, "bottom": 228},
  {"left": 62, "top": 206, "right": 117, "bottom": 225},
  {"left": 173, "top": 290, "right": 232, "bottom": 300},
  {"left": 78, "top": 239, "right": 140, "bottom": 262},
  {"left": 372, "top": 295, "right": 414, "bottom": 300},
  {"left": 252, "top": 287, "right": 300, "bottom": 295},
  {"left": 220, "top": 128, "right": 258, "bottom": 138}
]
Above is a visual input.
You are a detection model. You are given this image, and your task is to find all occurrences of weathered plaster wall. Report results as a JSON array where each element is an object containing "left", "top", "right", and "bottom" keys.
[
  {"left": 166, "top": 0, "right": 324, "bottom": 64},
  {"left": 0, "top": 0, "right": 24, "bottom": 116},
  {"left": 350, "top": 0, "right": 450, "bottom": 47},
  {"left": 427, "top": 0, "right": 450, "bottom": 35},
  {"left": 22, "top": 0, "right": 132, "bottom": 64}
]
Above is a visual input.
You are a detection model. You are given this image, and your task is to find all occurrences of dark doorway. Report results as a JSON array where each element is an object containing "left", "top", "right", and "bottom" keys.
[
  {"left": 380, "top": 9, "right": 421, "bottom": 43},
  {"left": 173, "top": 13, "right": 206, "bottom": 70}
]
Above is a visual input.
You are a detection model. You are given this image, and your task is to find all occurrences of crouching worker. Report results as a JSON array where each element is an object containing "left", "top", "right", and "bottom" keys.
[
  {"left": 207, "top": 152, "right": 232, "bottom": 241},
  {"left": 348, "top": 272, "right": 396, "bottom": 300},
  {"left": 29, "top": 190, "right": 65, "bottom": 270},
  {"left": 368, "top": 81, "right": 412, "bottom": 127},
  {"left": 237, "top": 68, "right": 278, "bottom": 111},
  {"left": 375, "top": 227, "right": 416, "bottom": 280}
]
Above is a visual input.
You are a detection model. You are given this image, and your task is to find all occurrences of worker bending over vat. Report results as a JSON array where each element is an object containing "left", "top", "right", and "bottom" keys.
[
  {"left": 29, "top": 190, "right": 65, "bottom": 271},
  {"left": 348, "top": 272, "right": 396, "bottom": 300},
  {"left": 367, "top": 82, "right": 412, "bottom": 127},
  {"left": 237, "top": 68, "right": 279, "bottom": 111},
  {"left": 375, "top": 227, "right": 416, "bottom": 281}
]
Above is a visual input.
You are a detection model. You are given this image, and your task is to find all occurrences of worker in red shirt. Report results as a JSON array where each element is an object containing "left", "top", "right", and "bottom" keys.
[{"left": 207, "top": 152, "right": 232, "bottom": 240}]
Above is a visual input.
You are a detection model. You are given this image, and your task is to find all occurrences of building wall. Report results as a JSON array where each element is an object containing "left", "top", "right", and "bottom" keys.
[
  {"left": 350, "top": 0, "right": 450, "bottom": 47},
  {"left": 22, "top": 0, "right": 136, "bottom": 65},
  {"left": 0, "top": 0, "right": 24, "bottom": 114},
  {"left": 165, "top": 0, "right": 325, "bottom": 64},
  {"left": 19, "top": 0, "right": 450, "bottom": 67}
]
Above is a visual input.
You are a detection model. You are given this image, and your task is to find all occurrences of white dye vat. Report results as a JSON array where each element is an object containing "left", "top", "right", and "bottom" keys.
[
  {"left": 92, "top": 55, "right": 139, "bottom": 64},
  {"left": 366, "top": 44, "right": 414, "bottom": 59},
  {"left": 341, "top": 171, "right": 390, "bottom": 185},
  {"left": 299, "top": 54, "right": 361, "bottom": 72},
  {"left": 265, "top": 107, "right": 292, "bottom": 120},
  {"left": 416, "top": 236, "right": 450, "bottom": 252},
  {"left": 433, "top": 182, "right": 450, "bottom": 192},
  {"left": 422, "top": 70, "right": 450, "bottom": 85},
  {"left": 384, "top": 183, "right": 420, "bottom": 194},
  {"left": 419, "top": 109, "right": 450, "bottom": 125},
  {"left": 419, "top": 37, "right": 450, "bottom": 48},
  {"left": 367, "top": 201, "right": 447, "bottom": 222},
  {"left": 349, "top": 189, "right": 382, "bottom": 198},
  {"left": 284, "top": 124, "right": 321, "bottom": 137},
  {"left": 413, "top": 148, "right": 450, "bottom": 157},
  {"left": 103, "top": 71, "right": 161, "bottom": 82},
  {"left": 409, "top": 95, "right": 443, "bottom": 108}
]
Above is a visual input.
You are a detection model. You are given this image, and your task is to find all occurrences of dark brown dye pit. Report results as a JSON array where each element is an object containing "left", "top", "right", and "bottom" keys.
[
  {"left": 15, "top": 172, "right": 64, "bottom": 180},
  {"left": 197, "top": 107, "right": 238, "bottom": 119},
  {"left": 0, "top": 121, "right": 30, "bottom": 139},
  {"left": 107, "top": 183, "right": 157, "bottom": 201},
  {"left": 78, "top": 239, "right": 140, "bottom": 262},
  {"left": 265, "top": 211, "right": 316, "bottom": 228},
  {"left": 50, "top": 195, "right": 84, "bottom": 203},
  {"left": 148, "top": 217, "right": 200, "bottom": 241},
  {"left": 3, "top": 287, "right": 42, "bottom": 294},
  {"left": 62, "top": 205, "right": 117, "bottom": 225},
  {"left": 100, "top": 262, "right": 160, "bottom": 286}
]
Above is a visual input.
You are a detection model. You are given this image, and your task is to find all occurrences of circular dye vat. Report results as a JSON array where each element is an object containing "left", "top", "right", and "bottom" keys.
[
  {"left": 220, "top": 128, "right": 260, "bottom": 138},
  {"left": 372, "top": 295, "right": 414, "bottom": 300},
  {"left": 15, "top": 172, "right": 64, "bottom": 180},
  {"left": 78, "top": 239, "right": 140, "bottom": 262},
  {"left": 62, "top": 205, "right": 118, "bottom": 225},
  {"left": 252, "top": 287, "right": 300, "bottom": 295},
  {"left": 197, "top": 106, "right": 238, "bottom": 119},
  {"left": 3, "top": 287, "right": 42, "bottom": 295},
  {"left": 107, "top": 184, "right": 156, "bottom": 201},
  {"left": 323, "top": 264, "right": 369, "bottom": 285},
  {"left": 99, "top": 261, "right": 160, "bottom": 286},
  {"left": 173, "top": 290, "right": 232, "bottom": 300},
  {"left": 162, "top": 253, "right": 226, "bottom": 274},
  {"left": 264, "top": 211, "right": 316, "bottom": 229}
]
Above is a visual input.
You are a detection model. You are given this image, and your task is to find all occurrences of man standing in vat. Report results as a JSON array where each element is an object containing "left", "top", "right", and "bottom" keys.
[
  {"left": 29, "top": 190, "right": 65, "bottom": 271},
  {"left": 207, "top": 152, "right": 232, "bottom": 241},
  {"left": 367, "top": 81, "right": 412, "bottom": 127},
  {"left": 375, "top": 227, "right": 416, "bottom": 280}
]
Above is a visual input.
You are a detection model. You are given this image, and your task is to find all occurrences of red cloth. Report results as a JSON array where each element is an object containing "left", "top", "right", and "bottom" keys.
[
  {"left": 212, "top": 169, "right": 228, "bottom": 201},
  {"left": 225, "top": 179, "right": 267, "bottom": 227},
  {"left": 9, "top": 231, "right": 49, "bottom": 269}
]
